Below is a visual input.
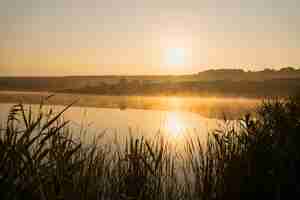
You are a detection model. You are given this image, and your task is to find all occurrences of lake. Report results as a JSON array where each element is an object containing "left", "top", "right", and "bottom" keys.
[{"left": 0, "top": 91, "right": 260, "bottom": 145}]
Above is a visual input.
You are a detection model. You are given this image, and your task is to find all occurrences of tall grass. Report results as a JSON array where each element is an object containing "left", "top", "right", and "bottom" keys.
[{"left": 0, "top": 96, "right": 299, "bottom": 199}]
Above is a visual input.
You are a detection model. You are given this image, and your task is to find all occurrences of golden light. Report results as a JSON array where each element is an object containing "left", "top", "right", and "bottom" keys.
[
  {"left": 163, "top": 48, "right": 186, "bottom": 66},
  {"left": 168, "top": 97, "right": 183, "bottom": 110},
  {"left": 164, "top": 112, "right": 186, "bottom": 137}
]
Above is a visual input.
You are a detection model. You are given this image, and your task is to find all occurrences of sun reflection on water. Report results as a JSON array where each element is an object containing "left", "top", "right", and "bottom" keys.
[{"left": 164, "top": 112, "right": 186, "bottom": 137}]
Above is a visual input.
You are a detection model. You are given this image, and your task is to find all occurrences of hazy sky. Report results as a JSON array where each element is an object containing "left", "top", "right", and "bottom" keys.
[{"left": 1, "top": 0, "right": 300, "bottom": 76}]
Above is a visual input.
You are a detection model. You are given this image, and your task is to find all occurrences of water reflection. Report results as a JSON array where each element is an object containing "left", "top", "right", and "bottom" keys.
[
  {"left": 0, "top": 103, "right": 222, "bottom": 146},
  {"left": 164, "top": 112, "right": 186, "bottom": 137},
  {"left": 168, "top": 97, "right": 182, "bottom": 110},
  {"left": 0, "top": 92, "right": 259, "bottom": 119}
]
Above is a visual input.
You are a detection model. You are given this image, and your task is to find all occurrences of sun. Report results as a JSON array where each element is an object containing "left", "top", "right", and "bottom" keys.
[{"left": 163, "top": 48, "right": 186, "bottom": 66}]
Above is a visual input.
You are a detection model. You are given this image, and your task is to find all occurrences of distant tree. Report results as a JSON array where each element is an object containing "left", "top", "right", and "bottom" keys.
[
  {"left": 280, "top": 67, "right": 296, "bottom": 72},
  {"left": 262, "top": 68, "right": 275, "bottom": 73},
  {"left": 119, "top": 78, "right": 128, "bottom": 86}
]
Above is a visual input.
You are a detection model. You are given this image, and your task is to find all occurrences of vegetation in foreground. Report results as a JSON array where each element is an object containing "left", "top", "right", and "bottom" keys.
[{"left": 0, "top": 96, "right": 300, "bottom": 200}]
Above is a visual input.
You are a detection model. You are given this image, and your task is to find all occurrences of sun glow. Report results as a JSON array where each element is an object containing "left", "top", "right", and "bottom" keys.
[
  {"left": 163, "top": 48, "right": 186, "bottom": 66},
  {"left": 164, "top": 112, "right": 186, "bottom": 137}
]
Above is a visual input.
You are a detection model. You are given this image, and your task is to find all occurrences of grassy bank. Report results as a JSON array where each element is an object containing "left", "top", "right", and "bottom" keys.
[{"left": 0, "top": 96, "right": 299, "bottom": 199}]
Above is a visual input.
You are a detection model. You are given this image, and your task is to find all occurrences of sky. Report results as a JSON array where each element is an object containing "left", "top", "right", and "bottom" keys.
[{"left": 1, "top": 0, "right": 300, "bottom": 76}]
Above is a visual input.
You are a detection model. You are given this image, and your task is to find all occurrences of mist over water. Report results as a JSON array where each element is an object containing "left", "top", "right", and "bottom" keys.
[
  {"left": 0, "top": 91, "right": 259, "bottom": 118},
  {"left": 0, "top": 92, "right": 253, "bottom": 146}
]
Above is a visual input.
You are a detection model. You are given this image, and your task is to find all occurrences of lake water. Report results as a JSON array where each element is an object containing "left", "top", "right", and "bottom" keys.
[
  {"left": 0, "top": 103, "right": 221, "bottom": 144},
  {"left": 0, "top": 92, "right": 260, "bottom": 145}
]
